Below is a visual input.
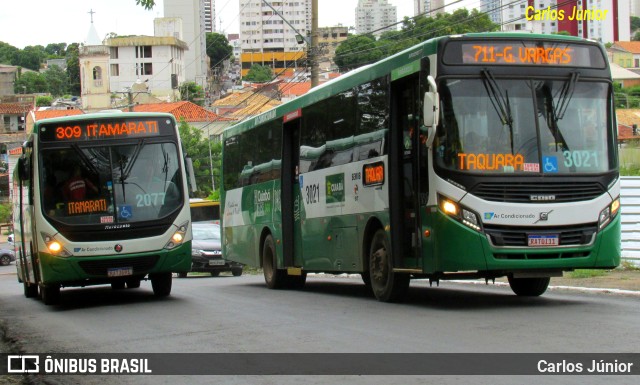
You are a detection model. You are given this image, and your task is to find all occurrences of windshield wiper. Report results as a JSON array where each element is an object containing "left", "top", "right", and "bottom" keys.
[
  {"left": 553, "top": 72, "right": 579, "bottom": 120},
  {"left": 481, "top": 69, "right": 515, "bottom": 154}
]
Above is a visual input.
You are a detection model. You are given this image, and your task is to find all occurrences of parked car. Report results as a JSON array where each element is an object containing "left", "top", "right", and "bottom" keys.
[
  {"left": 179, "top": 223, "right": 243, "bottom": 277},
  {"left": 0, "top": 248, "right": 15, "bottom": 266}
]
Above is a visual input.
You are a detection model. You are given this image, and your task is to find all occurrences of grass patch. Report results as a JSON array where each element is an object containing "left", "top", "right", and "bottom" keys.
[
  {"left": 567, "top": 269, "right": 608, "bottom": 279},
  {"left": 619, "top": 260, "right": 640, "bottom": 271}
]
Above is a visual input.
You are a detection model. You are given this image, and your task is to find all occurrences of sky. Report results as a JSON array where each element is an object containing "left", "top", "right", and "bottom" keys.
[{"left": 0, "top": 0, "right": 479, "bottom": 50}]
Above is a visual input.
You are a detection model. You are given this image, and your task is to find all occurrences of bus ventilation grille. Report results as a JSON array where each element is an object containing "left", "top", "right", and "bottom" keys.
[
  {"left": 78, "top": 256, "right": 160, "bottom": 276},
  {"left": 484, "top": 224, "right": 598, "bottom": 247},
  {"left": 472, "top": 182, "right": 604, "bottom": 203}
]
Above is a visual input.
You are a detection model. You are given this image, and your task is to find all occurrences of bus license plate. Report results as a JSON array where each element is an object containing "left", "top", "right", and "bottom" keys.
[
  {"left": 528, "top": 235, "right": 559, "bottom": 247},
  {"left": 209, "top": 259, "right": 225, "bottom": 266},
  {"left": 107, "top": 267, "right": 133, "bottom": 277}
]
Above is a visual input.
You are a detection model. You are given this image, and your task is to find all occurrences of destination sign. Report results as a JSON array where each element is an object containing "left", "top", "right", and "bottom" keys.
[
  {"left": 443, "top": 40, "right": 606, "bottom": 68},
  {"left": 39, "top": 118, "right": 173, "bottom": 142},
  {"left": 363, "top": 162, "right": 385, "bottom": 186}
]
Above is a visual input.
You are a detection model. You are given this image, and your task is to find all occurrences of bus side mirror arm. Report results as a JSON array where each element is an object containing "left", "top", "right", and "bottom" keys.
[
  {"left": 423, "top": 75, "right": 439, "bottom": 146},
  {"left": 17, "top": 157, "right": 30, "bottom": 181},
  {"left": 185, "top": 157, "right": 197, "bottom": 194}
]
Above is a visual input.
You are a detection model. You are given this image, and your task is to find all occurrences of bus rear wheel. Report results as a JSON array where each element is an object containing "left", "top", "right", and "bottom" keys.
[
  {"left": 40, "top": 283, "right": 61, "bottom": 305},
  {"left": 262, "top": 235, "right": 286, "bottom": 289},
  {"left": 150, "top": 273, "right": 172, "bottom": 297},
  {"left": 507, "top": 276, "right": 550, "bottom": 297},
  {"left": 369, "top": 229, "right": 409, "bottom": 302}
]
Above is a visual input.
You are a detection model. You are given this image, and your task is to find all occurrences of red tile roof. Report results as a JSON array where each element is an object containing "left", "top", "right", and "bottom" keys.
[
  {"left": 34, "top": 109, "right": 84, "bottom": 120},
  {"left": 0, "top": 103, "right": 32, "bottom": 115},
  {"left": 279, "top": 82, "right": 311, "bottom": 97},
  {"left": 613, "top": 41, "right": 640, "bottom": 54},
  {"left": 131, "top": 101, "right": 232, "bottom": 122}
]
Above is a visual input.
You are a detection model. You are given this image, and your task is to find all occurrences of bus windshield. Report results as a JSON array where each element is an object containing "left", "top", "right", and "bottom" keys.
[
  {"left": 434, "top": 78, "right": 613, "bottom": 175},
  {"left": 40, "top": 142, "right": 183, "bottom": 225}
]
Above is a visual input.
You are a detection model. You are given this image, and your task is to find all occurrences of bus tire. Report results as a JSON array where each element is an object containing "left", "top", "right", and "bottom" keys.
[
  {"left": 369, "top": 229, "right": 409, "bottom": 302},
  {"left": 285, "top": 273, "right": 307, "bottom": 289},
  {"left": 178, "top": 272, "right": 188, "bottom": 278},
  {"left": 151, "top": 273, "right": 172, "bottom": 297},
  {"left": 508, "top": 276, "right": 550, "bottom": 297},
  {"left": 40, "top": 284, "right": 61, "bottom": 305},
  {"left": 23, "top": 282, "right": 38, "bottom": 298},
  {"left": 262, "top": 235, "right": 286, "bottom": 289}
]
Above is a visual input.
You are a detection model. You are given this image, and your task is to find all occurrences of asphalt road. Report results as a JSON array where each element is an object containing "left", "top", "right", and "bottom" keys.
[{"left": 0, "top": 267, "right": 638, "bottom": 385}]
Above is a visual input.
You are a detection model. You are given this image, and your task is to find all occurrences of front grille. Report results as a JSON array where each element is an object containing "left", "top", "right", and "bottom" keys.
[
  {"left": 493, "top": 251, "right": 591, "bottom": 260},
  {"left": 78, "top": 256, "right": 160, "bottom": 276},
  {"left": 472, "top": 182, "right": 604, "bottom": 203},
  {"left": 484, "top": 223, "right": 598, "bottom": 247}
]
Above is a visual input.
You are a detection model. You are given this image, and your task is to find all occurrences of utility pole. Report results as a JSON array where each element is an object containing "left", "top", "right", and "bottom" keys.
[{"left": 310, "top": 0, "right": 319, "bottom": 88}]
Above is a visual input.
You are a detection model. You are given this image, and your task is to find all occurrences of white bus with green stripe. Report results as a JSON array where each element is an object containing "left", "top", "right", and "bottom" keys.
[{"left": 221, "top": 33, "right": 620, "bottom": 302}]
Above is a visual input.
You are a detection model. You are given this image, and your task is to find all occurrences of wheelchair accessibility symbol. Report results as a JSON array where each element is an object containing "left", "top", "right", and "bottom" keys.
[
  {"left": 542, "top": 156, "right": 558, "bottom": 173},
  {"left": 119, "top": 205, "right": 132, "bottom": 219}
]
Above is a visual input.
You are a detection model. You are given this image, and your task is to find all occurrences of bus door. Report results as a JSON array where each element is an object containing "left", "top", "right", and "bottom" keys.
[
  {"left": 389, "top": 73, "right": 423, "bottom": 269},
  {"left": 281, "top": 117, "right": 303, "bottom": 268}
]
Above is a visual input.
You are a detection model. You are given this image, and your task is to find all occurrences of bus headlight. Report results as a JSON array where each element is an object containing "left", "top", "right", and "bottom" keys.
[
  {"left": 598, "top": 197, "right": 620, "bottom": 229},
  {"left": 165, "top": 221, "right": 189, "bottom": 249},
  {"left": 41, "top": 232, "right": 71, "bottom": 257},
  {"left": 438, "top": 195, "right": 482, "bottom": 232}
]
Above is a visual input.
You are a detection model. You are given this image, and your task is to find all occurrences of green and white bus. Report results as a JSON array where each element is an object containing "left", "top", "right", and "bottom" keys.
[
  {"left": 13, "top": 112, "right": 192, "bottom": 305},
  {"left": 221, "top": 33, "right": 620, "bottom": 302}
]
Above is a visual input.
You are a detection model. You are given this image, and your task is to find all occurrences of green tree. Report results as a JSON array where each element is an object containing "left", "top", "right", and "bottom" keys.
[
  {"left": 244, "top": 64, "right": 273, "bottom": 82},
  {"left": 632, "top": 16, "right": 640, "bottom": 34},
  {"left": 0, "top": 41, "right": 19, "bottom": 65},
  {"left": 36, "top": 95, "right": 53, "bottom": 107},
  {"left": 136, "top": 0, "right": 156, "bottom": 9},
  {"left": 334, "top": 35, "right": 381, "bottom": 72},
  {"left": 14, "top": 71, "right": 47, "bottom": 94},
  {"left": 65, "top": 43, "right": 81, "bottom": 95},
  {"left": 179, "top": 81, "right": 205, "bottom": 105},
  {"left": 206, "top": 32, "right": 233, "bottom": 69},
  {"left": 43, "top": 65, "right": 69, "bottom": 96},
  {"left": 178, "top": 120, "right": 221, "bottom": 197},
  {"left": 14, "top": 45, "right": 46, "bottom": 71},
  {"left": 44, "top": 43, "right": 67, "bottom": 57}
]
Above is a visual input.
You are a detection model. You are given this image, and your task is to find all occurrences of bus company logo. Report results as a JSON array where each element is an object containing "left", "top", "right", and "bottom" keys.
[
  {"left": 325, "top": 173, "right": 345, "bottom": 203},
  {"left": 530, "top": 194, "right": 556, "bottom": 201},
  {"left": 7, "top": 355, "right": 40, "bottom": 373},
  {"left": 484, "top": 212, "right": 496, "bottom": 220}
]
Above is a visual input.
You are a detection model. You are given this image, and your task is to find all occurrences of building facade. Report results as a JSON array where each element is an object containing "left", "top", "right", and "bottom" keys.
[
  {"left": 356, "top": 0, "right": 397, "bottom": 36},
  {"left": 239, "top": 0, "right": 311, "bottom": 78},
  {"left": 204, "top": 0, "right": 216, "bottom": 33},
  {"left": 164, "top": 0, "right": 208, "bottom": 87}
]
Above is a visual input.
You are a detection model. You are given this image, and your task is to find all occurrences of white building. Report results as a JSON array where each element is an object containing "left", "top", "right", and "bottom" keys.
[
  {"left": 105, "top": 34, "right": 188, "bottom": 103},
  {"left": 414, "top": 0, "right": 444, "bottom": 17},
  {"left": 164, "top": 0, "right": 208, "bottom": 87},
  {"left": 239, "top": 0, "right": 311, "bottom": 54},
  {"left": 355, "top": 0, "right": 397, "bottom": 37},
  {"left": 204, "top": 0, "right": 216, "bottom": 33},
  {"left": 480, "top": 0, "right": 503, "bottom": 25}
]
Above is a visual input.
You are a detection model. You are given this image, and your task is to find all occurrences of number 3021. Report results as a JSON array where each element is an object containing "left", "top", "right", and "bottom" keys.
[{"left": 562, "top": 151, "right": 599, "bottom": 169}]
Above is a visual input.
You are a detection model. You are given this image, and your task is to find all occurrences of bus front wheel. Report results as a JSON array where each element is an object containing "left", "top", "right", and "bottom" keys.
[
  {"left": 23, "top": 282, "right": 38, "bottom": 298},
  {"left": 369, "top": 229, "right": 409, "bottom": 302},
  {"left": 508, "top": 276, "right": 550, "bottom": 297},
  {"left": 151, "top": 273, "right": 172, "bottom": 297},
  {"left": 262, "top": 235, "right": 286, "bottom": 289},
  {"left": 40, "top": 283, "right": 61, "bottom": 305}
]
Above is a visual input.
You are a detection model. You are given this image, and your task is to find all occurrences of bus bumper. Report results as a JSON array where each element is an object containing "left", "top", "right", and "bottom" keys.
[
  {"left": 37, "top": 241, "right": 192, "bottom": 286},
  {"left": 429, "top": 213, "right": 620, "bottom": 274}
]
